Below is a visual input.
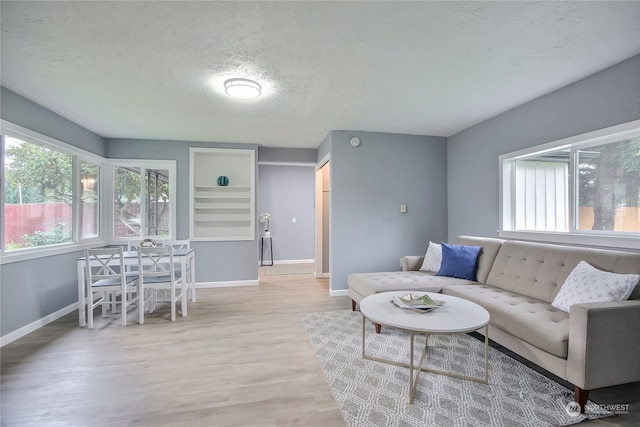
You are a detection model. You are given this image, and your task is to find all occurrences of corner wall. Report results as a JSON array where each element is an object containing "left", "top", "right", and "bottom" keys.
[
  {"left": 1, "top": 87, "right": 107, "bottom": 157},
  {"left": 107, "top": 139, "right": 259, "bottom": 283},
  {"left": 446, "top": 55, "right": 640, "bottom": 244},
  {"left": 1, "top": 87, "right": 108, "bottom": 337},
  {"left": 329, "top": 130, "right": 448, "bottom": 292}
]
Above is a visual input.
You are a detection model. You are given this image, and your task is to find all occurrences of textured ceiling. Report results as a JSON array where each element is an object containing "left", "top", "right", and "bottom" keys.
[{"left": 1, "top": 1, "right": 639, "bottom": 149}]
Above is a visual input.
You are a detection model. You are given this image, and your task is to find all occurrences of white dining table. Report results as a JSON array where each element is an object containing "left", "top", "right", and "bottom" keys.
[{"left": 77, "top": 248, "right": 196, "bottom": 327}]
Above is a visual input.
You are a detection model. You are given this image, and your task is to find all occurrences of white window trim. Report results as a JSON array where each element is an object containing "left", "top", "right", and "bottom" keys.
[
  {"left": 76, "top": 158, "right": 103, "bottom": 243},
  {"left": 0, "top": 121, "right": 107, "bottom": 264},
  {"left": 499, "top": 120, "right": 640, "bottom": 251},
  {"left": 1, "top": 122, "right": 179, "bottom": 263}
]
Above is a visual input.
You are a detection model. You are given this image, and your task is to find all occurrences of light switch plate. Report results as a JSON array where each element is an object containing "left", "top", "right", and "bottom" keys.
[{"left": 400, "top": 204, "right": 407, "bottom": 213}]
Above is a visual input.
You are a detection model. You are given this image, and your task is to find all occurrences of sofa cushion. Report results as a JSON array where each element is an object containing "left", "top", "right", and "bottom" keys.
[
  {"left": 348, "top": 271, "right": 476, "bottom": 303},
  {"left": 419, "top": 241, "right": 442, "bottom": 272},
  {"left": 443, "top": 285, "right": 570, "bottom": 358},
  {"left": 455, "top": 236, "right": 504, "bottom": 284},
  {"left": 437, "top": 243, "right": 482, "bottom": 280},
  {"left": 551, "top": 261, "right": 639, "bottom": 313}
]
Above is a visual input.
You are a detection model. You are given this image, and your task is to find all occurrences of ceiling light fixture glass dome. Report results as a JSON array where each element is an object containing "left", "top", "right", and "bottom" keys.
[{"left": 224, "top": 78, "right": 262, "bottom": 99}]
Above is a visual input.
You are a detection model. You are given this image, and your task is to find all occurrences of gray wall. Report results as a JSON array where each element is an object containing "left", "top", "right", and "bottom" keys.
[
  {"left": 107, "top": 139, "right": 259, "bottom": 283},
  {"left": 257, "top": 164, "right": 315, "bottom": 261},
  {"left": 447, "top": 55, "right": 640, "bottom": 243},
  {"left": 317, "top": 132, "right": 332, "bottom": 163},
  {"left": 1, "top": 87, "right": 107, "bottom": 336},
  {"left": 257, "top": 147, "right": 316, "bottom": 263},
  {"left": 1, "top": 253, "right": 82, "bottom": 336},
  {"left": 1, "top": 87, "right": 107, "bottom": 157},
  {"left": 258, "top": 147, "right": 317, "bottom": 164},
  {"left": 329, "top": 130, "right": 448, "bottom": 291}
]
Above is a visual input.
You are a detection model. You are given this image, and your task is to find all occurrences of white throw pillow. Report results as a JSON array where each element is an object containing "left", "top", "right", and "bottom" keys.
[
  {"left": 551, "top": 261, "right": 640, "bottom": 313},
  {"left": 419, "top": 241, "right": 442, "bottom": 272}
]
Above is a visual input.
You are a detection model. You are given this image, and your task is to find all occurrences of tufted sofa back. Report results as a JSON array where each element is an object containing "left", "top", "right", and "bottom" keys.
[{"left": 485, "top": 240, "right": 640, "bottom": 303}]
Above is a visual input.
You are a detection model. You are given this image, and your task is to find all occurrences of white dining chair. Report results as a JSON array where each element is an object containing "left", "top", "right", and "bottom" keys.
[
  {"left": 137, "top": 246, "right": 186, "bottom": 323},
  {"left": 84, "top": 247, "right": 139, "bottom": 329},
  {"left": 161, "top": 239, "right": 194, "bottom": 301},
  {"left": 161, "top": 239, "right": 190, "bottom": 250}
]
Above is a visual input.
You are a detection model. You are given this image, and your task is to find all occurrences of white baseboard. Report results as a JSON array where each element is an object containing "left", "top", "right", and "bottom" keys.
[
  {"left": 278, "top": 259, "right": 314, "bottom": 264},
  {"left": 1, "top": 277, "right": 315, "bottom": 347},
  {"left": 329, "top": 289, "right": 349, "bottom": 297},
  {"left": 1, "top": 302, "right": 79, "bottom": 347},
  {"left": 2, "top": 281, "right": 257, "bottom": 346},
  {"left": 197, "top": 280, "right": 259, "bottom": 288},
  {"left": 259, "top": 259, "right": 314, "bottom": 265}
]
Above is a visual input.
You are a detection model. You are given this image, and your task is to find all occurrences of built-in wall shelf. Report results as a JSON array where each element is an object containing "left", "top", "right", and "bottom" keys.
[{"left": 190, "top": 148, "right": 255, "bottom": 241}]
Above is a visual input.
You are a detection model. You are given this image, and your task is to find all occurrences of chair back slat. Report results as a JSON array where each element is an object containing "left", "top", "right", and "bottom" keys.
[
  {"left": 138, "top": 246, "right": 175, "bottom": 282},
  {"left": 85, "top": 247, "right": 126, "bottom": 284}
]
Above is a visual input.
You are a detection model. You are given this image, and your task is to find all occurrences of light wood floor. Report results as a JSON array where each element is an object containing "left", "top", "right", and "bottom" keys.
[
  {"left": 2, "top": 267, "right": 639, "bottom": 426},
  {"left": 1, "top": 268, "right": 350, "bottom": 427}
]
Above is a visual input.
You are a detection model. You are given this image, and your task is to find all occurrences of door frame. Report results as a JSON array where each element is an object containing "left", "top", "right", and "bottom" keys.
[{"left": 314, "top": 154, "right": 330, "bottom": 279}]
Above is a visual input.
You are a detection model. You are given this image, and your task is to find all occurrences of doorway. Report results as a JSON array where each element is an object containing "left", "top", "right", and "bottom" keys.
[{"left": 315, "top": 159, "right": 330, "bottom": 279}]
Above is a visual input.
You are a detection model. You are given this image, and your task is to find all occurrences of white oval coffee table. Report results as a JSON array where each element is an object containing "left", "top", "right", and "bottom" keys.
[{"left": 360, "top": 291, "right": 490, "bottom": 403}]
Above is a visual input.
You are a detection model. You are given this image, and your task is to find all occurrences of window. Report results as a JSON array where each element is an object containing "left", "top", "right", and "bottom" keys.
[
  {"left": 114, "top": 166, "right": 141, "bottom": 238},
  {"left": 1, "top": 121, "right": 176, "bottom": 262},
  {"left": 576, "top": 139, "right": 640, "bottom": 233},
  {"left": 1, "top": 122, "right": 103, "bottom": 256},
  {"left": 109, "top": 160, "right": 175, "bottom": 242},
  {"left": 146, "top": 168, "right": 170, "bottom": 236},
  {"left": 2, "top": 136, "right": 73, "bottom": 250},
  {"left": 512, "top": 151, "right": 570, "bottom": 232},
  {"left": 500, "top": 121, "right": 640, "bottom": 249}
]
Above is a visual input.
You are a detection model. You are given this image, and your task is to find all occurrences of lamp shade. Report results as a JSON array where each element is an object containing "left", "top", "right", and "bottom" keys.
[{"left": 224, "top": 78, "right": 261, "bottom": 99}]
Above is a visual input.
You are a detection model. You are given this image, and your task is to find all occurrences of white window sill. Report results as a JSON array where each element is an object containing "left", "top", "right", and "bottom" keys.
[
  {"left": 498, "top": 231, "right": 640, "bottom": 252},
  {"left": 0, "top": 239, "right": 107, "bottom": 264}
]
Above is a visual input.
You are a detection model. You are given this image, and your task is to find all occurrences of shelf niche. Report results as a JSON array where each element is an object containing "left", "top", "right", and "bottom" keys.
[{"left": 190, "top": 148, "right": 255, "bottom": 241}]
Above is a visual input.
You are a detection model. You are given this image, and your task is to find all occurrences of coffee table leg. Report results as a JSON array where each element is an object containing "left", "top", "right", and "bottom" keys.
[
  {"left": 361, "top": 316, "right": 487, "bottom": 404},
  {"left": 409, "top": 332, "right": 415, "bottom": 403},
  {"left": 361, "top": 315, "right": 366, "bottom": 358},
  {"left": 409, "top": 332, "right": 430, "bottom": 404},
  {"left": 484, "top": 325, "right": 489, "bottom": 383}
]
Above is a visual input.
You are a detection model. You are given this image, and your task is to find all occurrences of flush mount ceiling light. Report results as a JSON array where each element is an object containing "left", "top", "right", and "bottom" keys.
[{"left": 224, "top": 78, "right": 262, "bottom": 99}]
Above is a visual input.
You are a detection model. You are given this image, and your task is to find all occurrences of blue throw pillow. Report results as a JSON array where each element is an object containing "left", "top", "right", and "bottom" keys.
[{"left": 436, "top": 243, "right": 482, "bottom": 281}]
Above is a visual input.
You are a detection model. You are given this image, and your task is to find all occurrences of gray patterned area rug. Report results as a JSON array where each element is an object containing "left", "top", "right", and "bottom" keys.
[{"left": 300, "top": 310, "right": 611, "bottom": 427}]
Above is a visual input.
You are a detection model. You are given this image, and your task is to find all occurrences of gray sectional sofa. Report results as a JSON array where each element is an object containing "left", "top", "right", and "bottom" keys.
[{"left": 348, "top": 235, "right": 640, "bottom": 410}]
